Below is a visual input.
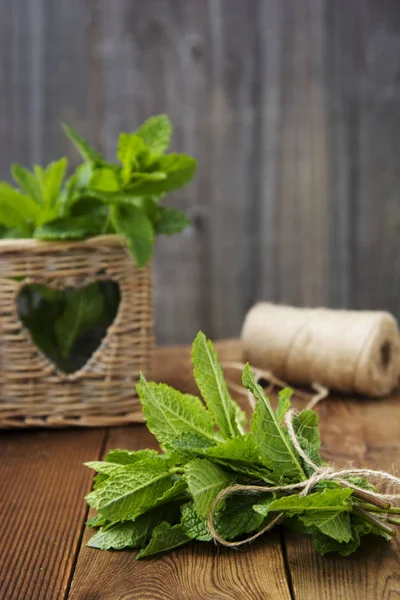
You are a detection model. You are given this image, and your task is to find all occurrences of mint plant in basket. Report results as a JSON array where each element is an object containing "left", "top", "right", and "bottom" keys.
[{"left": 0, "top": 115, "right": 196, "bottom": 428}]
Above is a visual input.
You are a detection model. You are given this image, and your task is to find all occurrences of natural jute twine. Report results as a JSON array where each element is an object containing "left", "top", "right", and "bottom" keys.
[
  {"left": 0, "top": 235, "right": 154, "bottom": 428},
  {"left": 242, "top": 303, "right": 400, "bottom": 397},
  {"left": 208, "top": 373, "right": 400, "bottom": 547}
]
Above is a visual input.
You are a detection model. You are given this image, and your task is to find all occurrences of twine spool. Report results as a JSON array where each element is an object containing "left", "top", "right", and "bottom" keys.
[{"left": 241, "top": 303, "right": 400, "bottom": 397}]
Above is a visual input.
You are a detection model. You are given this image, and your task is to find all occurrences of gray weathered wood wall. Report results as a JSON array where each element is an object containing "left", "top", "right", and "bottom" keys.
[{"left": 0, "top": 0, "right": 399, "bottom": 344}]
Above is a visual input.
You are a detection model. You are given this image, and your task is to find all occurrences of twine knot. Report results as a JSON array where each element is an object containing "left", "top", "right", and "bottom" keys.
[{"left": 208, "top": 405, "right": 400, "bottom": 548}]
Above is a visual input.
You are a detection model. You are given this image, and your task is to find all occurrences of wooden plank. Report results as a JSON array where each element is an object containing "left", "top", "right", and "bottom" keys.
[
  {"left": 354, "top": 0, "right": 400, "bottom": 319},
  {"left": 68, "top": 340, "right": 292, "bottom": 600},
  {"left": 95, "top": 0, "right": 208, "bottom": 345},
  {"left": 284, "top": 391, "right": 400, "bottom": 599},
  {"left": 0, "top": 0, "right": 94, "bottom": 175},
  {"left": 0, "top": 427, "right": 105, "bottom": 600}
]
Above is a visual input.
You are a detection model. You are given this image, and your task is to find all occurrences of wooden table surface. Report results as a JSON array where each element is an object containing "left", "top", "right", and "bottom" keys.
[{"left": 1, "top": 340, "right": 399, "bottom": 600}]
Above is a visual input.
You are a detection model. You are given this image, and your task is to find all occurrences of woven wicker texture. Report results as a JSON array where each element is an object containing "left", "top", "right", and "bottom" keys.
[{"left": 0, "top": 235, "right": 154, "bottom": 428}]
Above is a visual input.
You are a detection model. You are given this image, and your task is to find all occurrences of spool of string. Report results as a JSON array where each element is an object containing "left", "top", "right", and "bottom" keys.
[{"left": 241, "top": 303, "right": 400, "bottom": 397}]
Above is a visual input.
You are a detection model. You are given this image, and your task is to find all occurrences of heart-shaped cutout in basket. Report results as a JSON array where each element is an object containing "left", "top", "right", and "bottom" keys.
[{"left": 17, "top": 280, "right": 120, "bottom": 374}]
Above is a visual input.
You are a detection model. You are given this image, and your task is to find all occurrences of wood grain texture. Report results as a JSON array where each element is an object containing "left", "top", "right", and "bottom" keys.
[
  {"left": 0, "top": 0, "right": 399, "bottom": 343},
  {"left": 284, "top": 392, "right": 400, "bottom": 599},
  {"left": 0, "top": 428, "right": 105, "bottom": 600},
  {"left": 0, "top": 340, "right": 399, "bottom": 599}
]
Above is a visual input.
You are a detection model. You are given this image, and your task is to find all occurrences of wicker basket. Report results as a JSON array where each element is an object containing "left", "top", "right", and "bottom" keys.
[{"left": 0, "top": 235, "right": 154, "bottom": 428}]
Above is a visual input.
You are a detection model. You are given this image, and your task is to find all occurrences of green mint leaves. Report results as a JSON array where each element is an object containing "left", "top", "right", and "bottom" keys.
[
  {"left": 84, "top": 332, "right": 397, "bottom": 560},
  {"left": 1, "top": 114, "right": 196, "bottom": 268},
  {"left": 192, "top": 331, "right": 246, "bottom": 438}
]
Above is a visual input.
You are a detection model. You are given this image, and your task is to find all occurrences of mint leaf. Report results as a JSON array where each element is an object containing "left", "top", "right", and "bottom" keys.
[
  {"left": 41, "top": 158, "right": 68, "bottom": 207},
  {"left": 311, "top": 517, "right": 378, "bottom": 556},
  {"left": 165, "top": 432, "right": 217, "bottom": 466},
  {"left": 104, "top": 449, "right": 160, "bottom": 466},
  {"left": 86, "top": 513, "right": 108, "bottom": 528},
  {"left": 192, "top": 332, "right": 245, "bottom": 439},
  {"left": 34, "top": 214, "right": 105, "bottom": 240},
  {"left": 206, "top": 435, "right": 260, "bottom": 465},
  {"left": 215, "top": 494, "right": 266, "bottom": 540},
  {"left": 245, "top": 365, "right": 305, "bottom": 481},
  {"left": 136, "top": 522, "right": 191, "bottom": 559},
  {"left": 117, "top": 133, "right": 148, "bottom": 183},
  {"left": 86, "top": 455, "right": 174, "bottom": 521},
  {"left": 90, "top": 167, "right": 121, "bottom": 192},
  {"left": 11, "top": 164, "right": 43, "bottom": 206},
  {"left": 254, "top": 488, "right": 353, "bottom": 517},
  {"left": 135, "top": 114, "right": 172, "bottom": 155},
  {"left": 62, "top": 123, "right": 104, "bottom": 164},
  {"left": 88, "top": 503, "right": 180, "bottom": 551},
  {"left": 302, "top": 511, "right": 352, "bottom": 543},
  {"left": 111, "top": 203, "right": 154, "bottom": 267},
  {"left": 293, "top": 410, "right": 321, "bottom": 451},
  {"left": 157, "top": 154, "right": 197, "bottom": 191},
  {"left": 255, "top": 488, "right": 353, "bottom": 542},
  {"left": 137, "top": 374, "right": 217, "bottom": 447},
  {"left": 127, "top": 154, "right": 196, "bottom": 196},
  {"left": 0, "top": 182, "right": 39, "bottom": 228},
  {"left": 182, "top": 496, "right": 265, "bottom": 544},
  {"left": 155, "top": 206, "right": 190, "bottom": 235},
  {"left": 85, "top": 461, "right": 125, "bottom": 476},
  {"left": 184, "top": 458, "right": 234, "bottom": 519},
  {"left": 181, "top": 502, "right": 213, "bottom": 541},
  {"left": 276, "top": 388, "right": 293, "bottom": 424},
  {"left": 292, "top": 410, "right": 323, "bottom": 472},
  {"left": 54, "top": 284, "right": 104, "bottom": 358},
  {"left": 88, "top": 521, "right": 140, "bottom": 550}
]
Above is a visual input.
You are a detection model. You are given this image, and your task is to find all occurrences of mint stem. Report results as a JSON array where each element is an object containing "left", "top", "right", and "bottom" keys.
[
  {"left": 356, "top": 503, "right": 400, "bottom": 515},
  {"left": 341, "top": 482, "right": 390, "bottom": 510},
  {"left": 353, "top": 506, "right": 396, "bottom": 536},
  {"left": 169, "top": 467, "right": 185, "bottom": 475}
]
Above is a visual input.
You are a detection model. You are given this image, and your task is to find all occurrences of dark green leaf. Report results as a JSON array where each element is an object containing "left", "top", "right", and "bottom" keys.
[
  {"left": 111, "top": 203, "right": 154, "bottom": 267},
  {"left": 155, "top": 206, "right": 190, "bottom": 235},
  {"left": 54, "top": 284, "right": 104, "bottom": 358},
  {"left": 181, "top": 502, "right": 213, "bottom": 541},
  {"left": 184, "top": 458, "right": 234, "bottom": 519},
  {"left": 136, "top": 522, "right": 191, "bottom": 559},
  {"left": 34, "top": 213, "right": 106, "bottom": 241},
  {"left": 127, "top": 154, "right": 197, "bottom": 196}
]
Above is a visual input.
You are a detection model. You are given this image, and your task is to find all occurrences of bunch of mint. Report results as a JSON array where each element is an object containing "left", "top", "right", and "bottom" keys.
[
  {"left": 85, "top": 332, "right": 399, "bottom": 559},
  {"left": 0, "top": 115, "right": 195, "bottom": 267}
]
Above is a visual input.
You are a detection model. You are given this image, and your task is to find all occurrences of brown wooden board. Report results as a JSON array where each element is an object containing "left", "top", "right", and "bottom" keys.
[
  {"left": 0, "top": 428, "right": 105, "bottom": 600},
  {"left": 1, "top": 340, "right": 399, "bottom": 599}
]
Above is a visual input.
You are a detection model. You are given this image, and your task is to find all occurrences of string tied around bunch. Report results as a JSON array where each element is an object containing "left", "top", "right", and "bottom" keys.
[{"left": 207, "top": 365, "right": 400, "bottom": 548}]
